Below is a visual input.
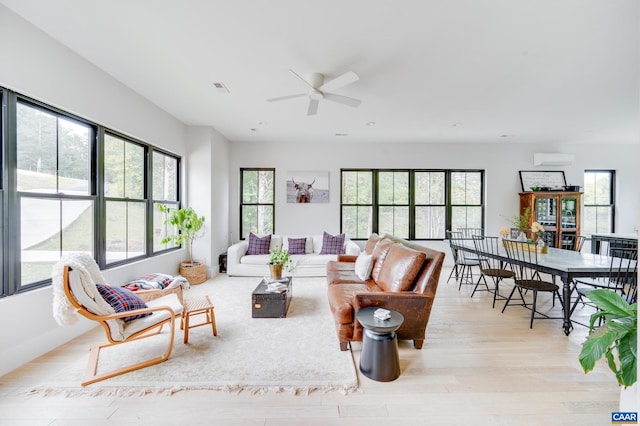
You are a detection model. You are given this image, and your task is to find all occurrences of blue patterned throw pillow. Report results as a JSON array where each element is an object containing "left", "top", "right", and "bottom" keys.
[
  {"left": 96, "top": 283, "right": 152, "bottom": 322},
  {"left": 247, "top": 232, "right": 271, "bottom": 255},
  {"left": 319, "top": 232, "right": 346, "bottom": 255}
]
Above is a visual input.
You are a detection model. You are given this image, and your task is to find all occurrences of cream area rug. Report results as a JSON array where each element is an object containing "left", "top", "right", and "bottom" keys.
[{"left": 30, "top": 275, "right": 358, "bottom": 396}]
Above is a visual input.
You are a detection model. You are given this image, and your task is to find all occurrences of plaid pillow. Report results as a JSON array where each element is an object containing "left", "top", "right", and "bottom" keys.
[
  {"left": 319, "top": 232, "right": 346, "bottom": 255},
  {"left": 123, "top": 273, "right": 173, "bottom": 291},
  {"left": 247, "top": 232, "right": 271, "bottom": 255},
  {"left": 96, "top": 283, "right": 151, "bottom": 322},
  {"left": 287, "top": 237, "right": 307, "bottom": 255}
]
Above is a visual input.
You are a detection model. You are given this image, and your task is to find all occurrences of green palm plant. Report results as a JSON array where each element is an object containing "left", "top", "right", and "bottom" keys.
[{"left": 578, "top": 289, "right": 637, "bottom": 387}]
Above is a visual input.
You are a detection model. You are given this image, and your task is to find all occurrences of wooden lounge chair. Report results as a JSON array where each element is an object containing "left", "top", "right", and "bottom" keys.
[{"left": 54, "top": 254, "right": 183, "bottom": 386}]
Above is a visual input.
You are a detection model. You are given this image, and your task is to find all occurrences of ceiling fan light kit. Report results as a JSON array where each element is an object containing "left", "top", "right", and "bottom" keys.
[{"left": 267, "top": 69, "right": 362, "bottom": 116}]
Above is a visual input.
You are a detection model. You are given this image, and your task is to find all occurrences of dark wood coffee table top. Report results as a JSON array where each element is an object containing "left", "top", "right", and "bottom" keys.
[{"left": 253, "top": 276, "right": 292, "bottom": 295}]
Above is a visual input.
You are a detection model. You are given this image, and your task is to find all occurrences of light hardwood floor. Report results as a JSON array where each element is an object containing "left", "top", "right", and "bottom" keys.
[{"left": 0, "top": 267, "right": 620, "bottom": 425}]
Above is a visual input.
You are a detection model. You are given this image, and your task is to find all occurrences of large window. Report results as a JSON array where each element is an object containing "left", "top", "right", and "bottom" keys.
[
  {"left": 341, "top": 169, "right": 484, "bottom": 239},
  {"left": 152, "top": 150, "right": 180, "bottom": 252},
  {"left": 17, "top": 101, "right": 95, "bottom": 287},
  {"left": 240, "top": 168, "right": 275, "bottom": 238},
  {"left": 104, "top": 134, "right": 146, "bottom": 264},
  {"left": 583, "top": 170, "right": 615, "bottom": 235},
  {"left": 0, "top": 89, "right": 181, "bottom": 297}
]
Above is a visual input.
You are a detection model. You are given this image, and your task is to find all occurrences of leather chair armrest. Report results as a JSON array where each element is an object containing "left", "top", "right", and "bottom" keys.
[
  {"left": 337, "top": 254, "right": 359, "bottom": 262},
  {"left": 354, "top": 291, "right": 429, "bottom": 312}
]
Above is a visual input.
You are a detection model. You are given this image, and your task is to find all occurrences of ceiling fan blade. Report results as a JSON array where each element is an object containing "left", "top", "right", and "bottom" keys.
[
  {"left": 319, "top": 71, "right": 359, "bottom": 92},
  {"left": 307, "top": 99, "right": 319, "bottom": 116},
  {"left": 288, "top": 69, "right": 315, "bottom": 89},
  {"left": 323, "top": 93, "right": 362, "bottom": 108},
  {"left": 266, "top": 93, "right": 307, "bottom": 102}
]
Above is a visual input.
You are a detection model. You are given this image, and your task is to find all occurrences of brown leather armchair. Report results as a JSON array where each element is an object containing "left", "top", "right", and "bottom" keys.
[{"left": 327, "top": 234, "right": 445, "bottom": 350}]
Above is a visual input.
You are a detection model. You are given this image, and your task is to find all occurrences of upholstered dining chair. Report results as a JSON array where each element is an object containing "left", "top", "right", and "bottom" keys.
[
  {"left": 502, "top": 240, "right": 564, "bottom": 328},
  {"left": 472, "top": 235, "right": 514, "bottom": 308},
  {"left": 52, "top": 253, "right": 184, "bottom": 386},
  {"left": 446, "top": 230, "right": 481, "bottom": 290}
]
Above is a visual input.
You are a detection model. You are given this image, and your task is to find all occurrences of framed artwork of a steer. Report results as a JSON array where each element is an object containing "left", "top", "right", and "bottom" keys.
[{"left": 286, "top": 171, "right": 329, "bottom": 203}]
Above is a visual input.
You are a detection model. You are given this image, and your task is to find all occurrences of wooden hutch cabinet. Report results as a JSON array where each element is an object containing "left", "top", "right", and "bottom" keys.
[{"left": 519, "top": 191, "right": 582, "bottom": 248}]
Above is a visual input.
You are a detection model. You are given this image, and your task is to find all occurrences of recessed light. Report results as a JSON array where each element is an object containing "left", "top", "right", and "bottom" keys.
[
  {"left": 335, "top": 133, "right": 349, "bottom": 137},
  {"left": 366, "top": 121, "right": 376, "bottom": 126}
]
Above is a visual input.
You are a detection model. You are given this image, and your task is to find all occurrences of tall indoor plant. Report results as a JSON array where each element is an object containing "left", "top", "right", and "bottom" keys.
[
  {"left": 158, "top": 204, "right": 207, "bottom": 283},
  {"left": 578, "top": 289, "right": 637, "bottom": 409}
]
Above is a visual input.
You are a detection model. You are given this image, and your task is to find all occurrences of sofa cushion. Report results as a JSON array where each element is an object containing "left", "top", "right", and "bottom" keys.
[
  {"left": 247, "top": 232, "right": 271, "bottom": 255},
  {"left": 364, "top": 233, "right": 382, "bottom": 254},
  {"left": 355, "top": 252, "right": 374, "bottom": 281},
  {"left": 370, "top": 238, "right": 394, "bottom": 282},
  {"left": 287, "top": 237, "right": 307, "bottom": 255},
  {"left": 320, "top": 232, "right": 346, "bottom": 254},
  {"left": 283, "top": 236, "right": 314, "bottom": 253},
  {"left": 376, "top": 243, "right": 427, "bottom": 292},
  {"left": 96, "top": 283, "right": 152, "bottom": 322}
]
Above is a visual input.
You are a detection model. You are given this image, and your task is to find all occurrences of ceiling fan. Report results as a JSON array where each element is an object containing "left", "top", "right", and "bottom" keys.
[{"left": 267, "top": 69, "right": 362, "bottom": 116}]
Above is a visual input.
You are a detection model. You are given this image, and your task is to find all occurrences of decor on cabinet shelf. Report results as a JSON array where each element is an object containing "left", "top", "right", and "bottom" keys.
[
  {"left": 531, "top": 222, "right": 545, "bottom": 242},
  {"left": 158, "top": 205, "right": 207, "bottom": 284},
  {"left": 578, "top": 289, "right": 637, "bottom": 410},
  {"left": 267, "top": 245, "right": 292, "bottom": 280},
  {"left": 518, "top": 190, "right": 582, "bottom": 248}
]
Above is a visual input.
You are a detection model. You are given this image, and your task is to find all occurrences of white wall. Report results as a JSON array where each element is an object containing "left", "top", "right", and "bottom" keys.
[
  {"left": 229, "top": 141, "right": 640, "bottom": 254},
  {"left": 0, "top": 6, "right": 198, "bottom": 376},
  {"left": 187, "top": 127, "right": 231, "bottom": 277}
]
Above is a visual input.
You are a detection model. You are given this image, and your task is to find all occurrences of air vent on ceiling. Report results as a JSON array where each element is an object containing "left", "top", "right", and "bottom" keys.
[{"left": 212, "top": 82, "right": 230, "bottom": 94}]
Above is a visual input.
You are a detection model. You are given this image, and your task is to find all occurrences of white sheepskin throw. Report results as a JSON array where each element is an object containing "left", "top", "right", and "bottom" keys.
[{"left": 51, "top": 252, "right": 109, "bottom": 326}]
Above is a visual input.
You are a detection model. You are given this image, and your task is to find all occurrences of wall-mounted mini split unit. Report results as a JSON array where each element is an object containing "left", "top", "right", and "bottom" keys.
[{"left": 533, "top": 153, "right": 574, "bottom": 166}]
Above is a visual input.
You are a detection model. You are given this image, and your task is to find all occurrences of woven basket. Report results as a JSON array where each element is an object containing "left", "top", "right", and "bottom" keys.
[{"left": 180, "top": 260, "right": 207, "bottom": 285}]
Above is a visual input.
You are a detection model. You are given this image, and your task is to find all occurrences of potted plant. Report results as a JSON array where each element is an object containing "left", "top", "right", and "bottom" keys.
[
  {"left": 578, "top": 289, "right": 637, "bottom": 410},
  {"left": 158, "top": 204, "right": 207, "bottom": 284},
  {"left": 267, "top": 245, "right": 292, "bottom": 280}
]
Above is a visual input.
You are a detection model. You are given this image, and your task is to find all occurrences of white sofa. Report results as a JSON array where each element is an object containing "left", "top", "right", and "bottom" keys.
[{"left": 227, "top": 234, "right": 361, "bottom": 277}]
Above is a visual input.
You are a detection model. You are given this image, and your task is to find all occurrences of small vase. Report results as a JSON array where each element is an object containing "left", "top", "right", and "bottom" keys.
[{"left": 269, "top": 264, "right": 283, "bottom": 280}]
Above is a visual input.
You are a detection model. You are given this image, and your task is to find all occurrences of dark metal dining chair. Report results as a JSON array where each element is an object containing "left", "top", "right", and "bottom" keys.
[
  {"left": 472, "top": 235, "right": 514, "bottom": 308},
  {"left": 446, "top": 230, "right": 481, "bottom": 290},
  {"left": 572, "top": 247, "right": 637, "bottom": 310},
  {"left": 502, "top": 240, "right": 564, "bottom": 328},
  {"left": 560, "top": 234, "right": 586, "bottom": 252}
]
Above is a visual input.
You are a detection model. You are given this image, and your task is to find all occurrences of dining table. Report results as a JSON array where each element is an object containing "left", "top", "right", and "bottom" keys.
[{"left": 450, "top": 238, "right": 634, "bottom": 335}]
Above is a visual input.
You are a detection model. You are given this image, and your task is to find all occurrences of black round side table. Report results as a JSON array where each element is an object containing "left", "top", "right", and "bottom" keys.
[{"left": 356, "top": 307, "right": 404, "bottom": 382}]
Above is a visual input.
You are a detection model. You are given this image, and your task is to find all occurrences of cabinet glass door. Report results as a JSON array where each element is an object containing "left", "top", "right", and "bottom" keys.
[
  {"left": 561, "top": 198, "right": 577, "bottom": 229},
  {"left": 535, "top": 197, "right": 557, "bottom": 228}
]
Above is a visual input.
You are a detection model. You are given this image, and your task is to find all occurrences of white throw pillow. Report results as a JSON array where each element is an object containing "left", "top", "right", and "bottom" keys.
[{"left": 355, "top": 252, "right": 374, "bottom": 281}]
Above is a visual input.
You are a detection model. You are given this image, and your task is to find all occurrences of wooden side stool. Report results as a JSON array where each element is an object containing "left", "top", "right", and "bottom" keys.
[{"left": 180, "top": 295, "right": 217, "bottom": 344}]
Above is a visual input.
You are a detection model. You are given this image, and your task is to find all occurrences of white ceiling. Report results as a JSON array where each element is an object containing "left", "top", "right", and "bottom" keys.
[{"left": 2, "top": 0, "right": 638, "bottom": 145}]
